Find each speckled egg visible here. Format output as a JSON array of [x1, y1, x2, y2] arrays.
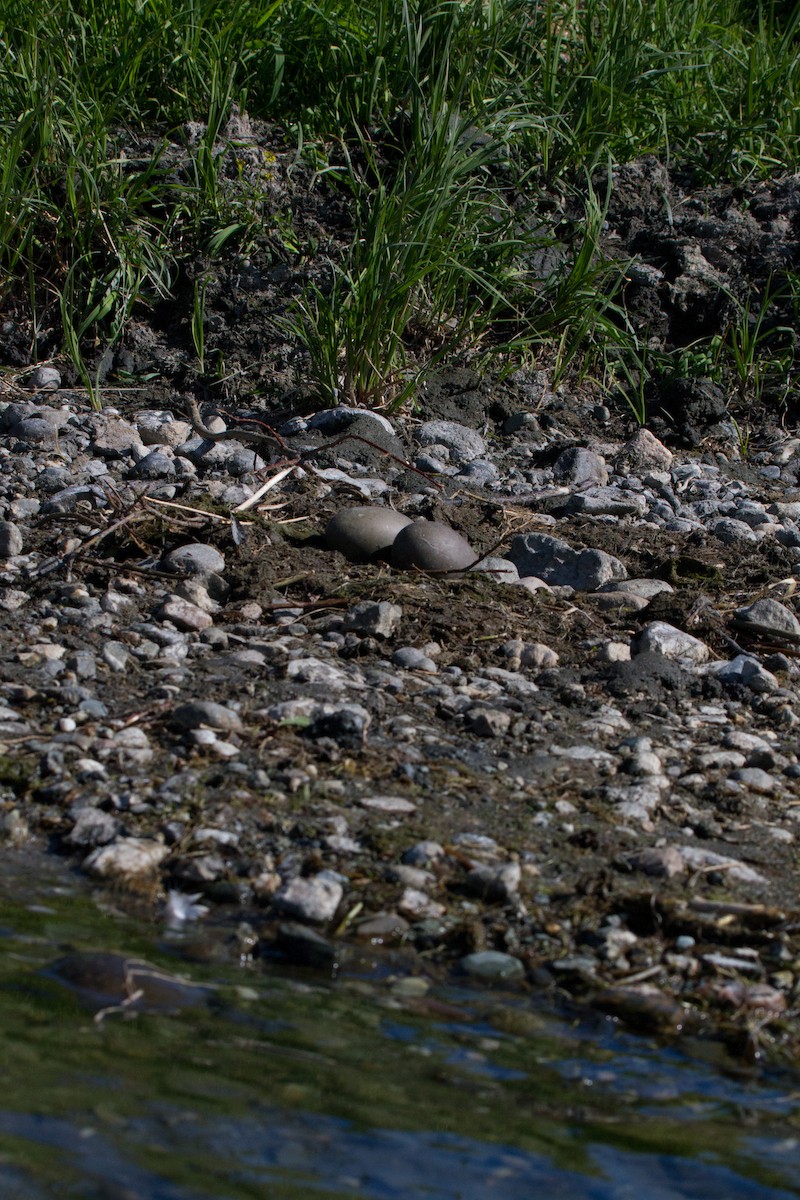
[[325, 506, 413, 561], [391, 520, 477, 573]]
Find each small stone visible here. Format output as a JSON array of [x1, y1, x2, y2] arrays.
[[466, 708, 512, 737], [465, 861, 521, 903], [635, 621, 710, 664], [553, 446, 608, 487], [83, 837, 169, 879], [158, 596, 214, 632], [391, 520, 477, 573], [626, 847, 685, 878], [460, 950, 525, 983], [615, 428, 673, 471], [470, 556, 519, 584], [398, 888, 446, 919], [0, 521, 23, 557], [392, 647, 438, 672], [325, 506, 413, 561], [129, 449, 175, 479], [272, 874, 343, 923], [161, 543, 225, 578], [27, 365, 61, 391], [417, 420, 486, 462], [359, 795, 417, 814], [171, 700, 243, 733], [343, 601, 403, 638], [733, 598, 800, 642], [729, 767, 776, 794]]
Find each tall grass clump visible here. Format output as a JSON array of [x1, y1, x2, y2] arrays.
[[0, 0, 799, 405]]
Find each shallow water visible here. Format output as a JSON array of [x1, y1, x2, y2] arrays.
[[0, 847, 798, 1200]]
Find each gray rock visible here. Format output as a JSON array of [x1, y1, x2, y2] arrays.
[[553, 446, 608, 487], [729, 766, 776, 794], [713, 654, 778, 693], [626, 847, 685, 878], [417, 420, 486, 462], [597, 577, 673, 598], [287, 657, 364, 690], [392, 647, 438, 672], [733, 598, 800, 642], [402, 841, 445, 866], [635, 622, 710, 664], [27, 365, 61, 391], [460, 950, 525, 983], [470, 557, 519, 583], [272, 873, 343, 923], [0, 521, 23, 557], [158, 596, 214, 632], [464, 861, 521, 902], [161, 543, 225, 578], [466, 708, 512, 737], [171, 700, 243, 733], [508, 533, 627, 591], [615, 428, 673, 471], [564, 488, 648, 518], [91, 416, 143, 459], [391, 520, 477, 572], [83, 837, 169, 879], [343, 601, 403, 638], [325, 506, 413, 561], [711, 517, 758, 545], [128, 449, 176, 479], [66, 807, 120, 847]]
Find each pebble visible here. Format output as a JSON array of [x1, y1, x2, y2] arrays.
[[171, 700, 243, 733], [359, 795, 417, 814], [83, 837, 170, 879], [343, 601, 403, 638], [0, 521, 23, 557], [459, 951, 525, 983], [416, 420, 486, 462], [161, 543, 226, 578], [732, 598, 800, 641], [635, 622, 711, 664], [271, 873, 343, 923]]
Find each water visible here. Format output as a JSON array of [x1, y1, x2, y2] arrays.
[[0, 846, 798, 1200]]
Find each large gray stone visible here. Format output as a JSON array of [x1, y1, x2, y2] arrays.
[[325, 506, 413, 561], [508, 533, 627, 591], [733, 598, 800, 642], [391, 520, 477, 573]]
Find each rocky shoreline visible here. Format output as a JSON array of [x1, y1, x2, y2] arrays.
[[1, 363, 800, 1061]]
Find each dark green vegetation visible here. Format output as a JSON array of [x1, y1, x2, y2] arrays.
[[1, 0, 799, 410]]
